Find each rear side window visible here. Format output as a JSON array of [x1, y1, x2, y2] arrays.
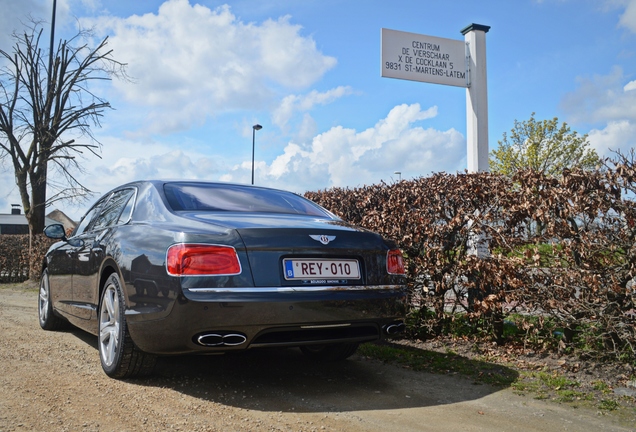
[[92, 188, 136, 231], [164, 183, 332, 217], [117, 190, 136, 224]]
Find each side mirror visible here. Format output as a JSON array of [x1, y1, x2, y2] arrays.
[[44, 224, 67, 241]]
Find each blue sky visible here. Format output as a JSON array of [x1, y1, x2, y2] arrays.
[[1, 0, 636, 219]]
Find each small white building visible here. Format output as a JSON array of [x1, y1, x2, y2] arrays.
[[0, 204, 74, 235]]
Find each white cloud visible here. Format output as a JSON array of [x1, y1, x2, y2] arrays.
[[0, 0, 57, 52], [617, 0, 636, 32], [87, 138, 221, 185], [272, 86, 353, 132], [588, 120, 636, 157], [104, 150, 218, 183], [223, 103, 465, 192], [561, 66, 636, 123], [34, 135, 226, 219], [558, 2, 636, 160], [561, 67, 636, 158], [84, 0, 336, 135], [0, 161, 20, 214], [587, 120, 636, 156]]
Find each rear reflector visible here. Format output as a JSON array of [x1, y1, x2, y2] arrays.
[[166, 244, 241, 276], [387, 249, 405, 275]]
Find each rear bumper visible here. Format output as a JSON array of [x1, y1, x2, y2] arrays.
[[126, 285, 407, 355]]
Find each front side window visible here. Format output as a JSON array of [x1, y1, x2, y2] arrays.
[[73, 198, 107, 237]]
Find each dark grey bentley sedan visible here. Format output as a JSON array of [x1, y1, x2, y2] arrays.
[[39, 181, 407, 378]]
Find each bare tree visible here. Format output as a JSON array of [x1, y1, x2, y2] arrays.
[[0, 20, 126, 236]]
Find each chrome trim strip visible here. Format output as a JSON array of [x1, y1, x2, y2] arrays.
[[301, 323, 351, 329], [249, 335, 378, 349], [185, 284, 405, 293]]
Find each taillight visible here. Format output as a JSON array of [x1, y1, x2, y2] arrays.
[[387, 249, 405, 275], [166, 244, 241, 276]]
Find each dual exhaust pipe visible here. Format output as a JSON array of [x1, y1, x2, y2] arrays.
[[383, 321, 405, 336], [196, 332, 247, 347], [195, 321, 405, 347]]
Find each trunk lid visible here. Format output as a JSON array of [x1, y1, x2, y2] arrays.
[[180, 212, 396, 287]]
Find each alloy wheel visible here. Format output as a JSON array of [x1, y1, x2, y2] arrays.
[[38, 273, 50, 325], [99, 284, 120, 367]]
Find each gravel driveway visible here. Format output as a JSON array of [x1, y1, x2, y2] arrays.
[[0, 285, 631, 431]]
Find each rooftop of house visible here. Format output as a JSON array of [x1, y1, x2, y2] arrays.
[[0, 205, 76, 231]]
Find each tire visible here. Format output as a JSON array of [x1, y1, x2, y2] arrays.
[[98, 273, 156, 378], [300, 342, 359, 362], [38, 268, 66, 331]]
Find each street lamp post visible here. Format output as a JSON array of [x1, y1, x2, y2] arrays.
[[48, 0, 57, 97], [251, 124, 262, 185]]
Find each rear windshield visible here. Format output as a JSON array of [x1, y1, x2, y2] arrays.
[[164, 183, 332, 217]]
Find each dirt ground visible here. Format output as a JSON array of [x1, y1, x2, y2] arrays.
[[0, 283, 633, 432]]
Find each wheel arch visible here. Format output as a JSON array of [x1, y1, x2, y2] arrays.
[[40, 258, 47, 275], [98, 259, 124, 305]]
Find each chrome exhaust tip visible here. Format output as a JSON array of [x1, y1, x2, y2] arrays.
[[196, 333, 247, 347], [383, 322, 405, 336]]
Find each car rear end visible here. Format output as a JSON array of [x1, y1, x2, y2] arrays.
[[126, 182, 407, 356]]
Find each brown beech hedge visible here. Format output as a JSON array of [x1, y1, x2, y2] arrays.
[[306, 164, 636, 362], [0, 234, 54, 283]]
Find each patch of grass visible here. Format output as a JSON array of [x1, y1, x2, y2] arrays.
[[515, 370, 586, 403], [556, 389, 587, 403], [599, 399, 620, 411], [360, 340, 634, 418], [512, 374, 541, 394], [536, 371, 579, 390], [358, 341, 518, 387], [592, 380, 611, 393]]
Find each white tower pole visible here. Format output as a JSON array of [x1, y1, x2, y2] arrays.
[[462, 24, 490, 173]]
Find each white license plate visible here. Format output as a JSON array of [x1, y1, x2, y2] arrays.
[[283, 258, 360, 280]]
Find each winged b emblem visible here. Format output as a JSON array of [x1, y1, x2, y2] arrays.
[[309, 234, 336, 245]]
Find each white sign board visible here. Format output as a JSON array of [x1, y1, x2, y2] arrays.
[[381, 28, 468, 88]]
